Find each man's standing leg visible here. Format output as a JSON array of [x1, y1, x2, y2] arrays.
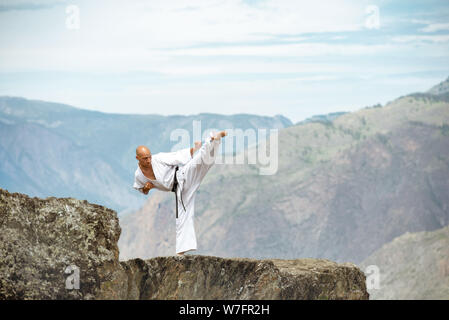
[[175, 131, 225, 255]]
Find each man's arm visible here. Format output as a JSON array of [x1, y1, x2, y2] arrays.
[[134, 181, 154, 195], [133, 173, 154, 195]]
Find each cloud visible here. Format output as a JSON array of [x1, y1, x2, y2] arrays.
[[1, 1, 448, 95], [0, 1, 63, 12], [138, 0, 367, 46], [420, 22, 449, 32], [0, 42, 396, 74], [162, 42, 391, 57], [0, 0, 392, 73], [391, 34, 449, 43]]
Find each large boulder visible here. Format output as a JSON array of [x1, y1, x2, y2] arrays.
[[0, 188, 368, 300], [0, 188, 126, 299], [122, 255, 368, 300]]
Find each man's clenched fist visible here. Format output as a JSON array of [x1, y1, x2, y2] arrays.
[[142, 181, 154, 194]]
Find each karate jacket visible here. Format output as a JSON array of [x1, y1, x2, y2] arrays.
[[133, 147, 191, 194]]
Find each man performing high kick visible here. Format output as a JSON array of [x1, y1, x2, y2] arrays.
[[133, 130, 227, 256]]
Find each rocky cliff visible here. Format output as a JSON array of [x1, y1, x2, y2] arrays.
[[0, 188, 368, 300]]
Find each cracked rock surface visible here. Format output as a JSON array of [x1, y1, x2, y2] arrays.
[[0, 188, 368, 300]]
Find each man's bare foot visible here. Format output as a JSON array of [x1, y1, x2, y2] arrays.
[[176, 251, 185, 256], [211, 130, 227, 141], [191, 141, 202, 157], [194, 141, 202, 151]]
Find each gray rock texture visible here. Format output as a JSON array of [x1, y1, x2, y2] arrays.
[[121, 256, 368, 300], [0, 188, 368, 300]]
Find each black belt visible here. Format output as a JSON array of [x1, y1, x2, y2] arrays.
[[171, 166, 186, 218]]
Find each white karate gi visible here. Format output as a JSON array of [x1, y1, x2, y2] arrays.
[[133, 133, 221, 254]]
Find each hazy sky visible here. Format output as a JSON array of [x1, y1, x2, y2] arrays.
[[0, 0, 448, 123]]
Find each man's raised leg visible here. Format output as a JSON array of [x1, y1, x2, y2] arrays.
[[180, 130, 226, 205], [175, 131, 226, 255]]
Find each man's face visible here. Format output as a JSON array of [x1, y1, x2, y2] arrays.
[[136, 146, 152, 167], [138, 153, 152, 167]]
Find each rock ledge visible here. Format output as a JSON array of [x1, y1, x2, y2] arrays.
[[0, 188, 368, 300]]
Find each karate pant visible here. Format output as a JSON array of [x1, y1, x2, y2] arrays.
[[175, 135, 221, 254]]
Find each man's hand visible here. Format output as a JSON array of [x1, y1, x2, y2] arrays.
[[142, 181, 154, 195]]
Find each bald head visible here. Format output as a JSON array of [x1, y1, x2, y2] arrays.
[[136, 145, 150, 157], [136, 145, 152, 167]]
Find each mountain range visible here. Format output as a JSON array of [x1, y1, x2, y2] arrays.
[[0, 97, 292, 213]]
